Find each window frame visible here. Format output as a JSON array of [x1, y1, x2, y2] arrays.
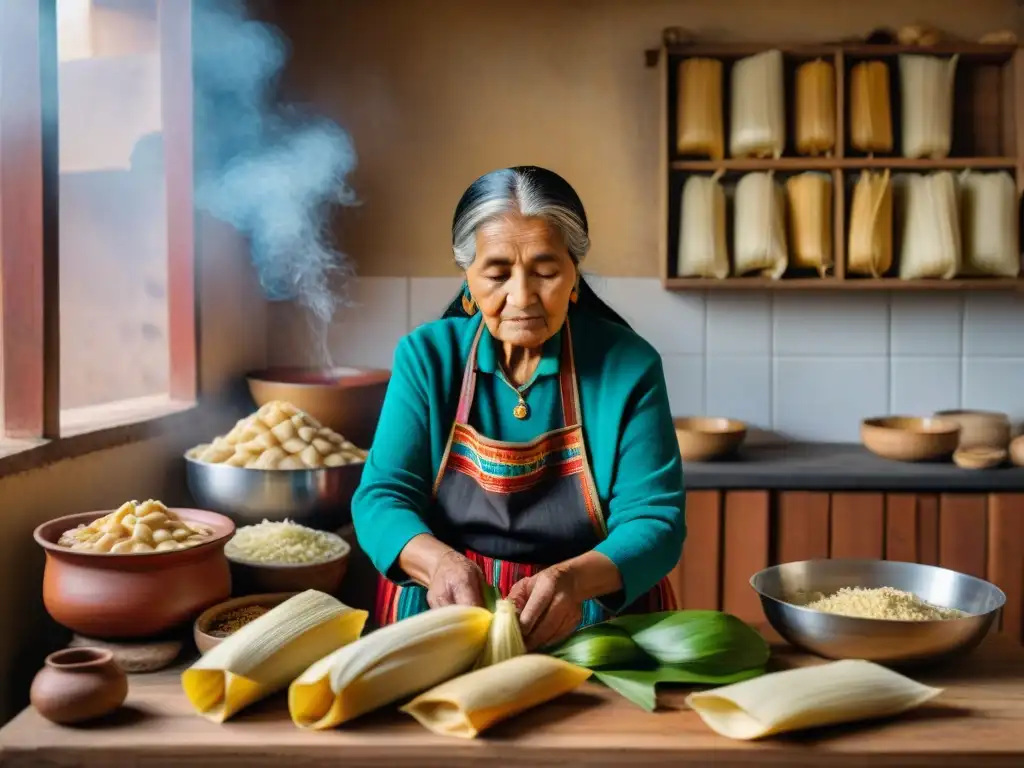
[[0, 0, 198, 475]]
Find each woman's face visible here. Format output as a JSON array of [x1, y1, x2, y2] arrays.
[[465, 214, 577, 349]]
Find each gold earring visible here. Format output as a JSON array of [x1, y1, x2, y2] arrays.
[[461, 292, 477, 315], [570, 277, 579, 304]]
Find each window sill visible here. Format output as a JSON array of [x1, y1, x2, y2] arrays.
[[0, 395, 200, 478]]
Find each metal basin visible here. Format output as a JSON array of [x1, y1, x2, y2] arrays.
[[750, 559, 1005, 666], [185, 456, 363, 531]]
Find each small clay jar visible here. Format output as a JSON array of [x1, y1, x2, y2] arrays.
[[30, 647, 128, 725]]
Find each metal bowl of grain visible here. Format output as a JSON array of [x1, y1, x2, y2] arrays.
[[750, 559, 1005, 666], [193, 592, 297, 654]]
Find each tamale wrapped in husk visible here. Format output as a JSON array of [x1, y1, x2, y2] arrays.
[[734, 171, 788, 279], [795, 59, 836, 156], [958, 170, 1020, 277], [847, 169, 893, 278], [899, 171, 960, 280], [730, 50, 785, 158], [900, 54, 958, 159], [785, 173, 833, 276], [676, 57, 724, 159], [850, 61, 893, 154], [677, 170, 729, 279]]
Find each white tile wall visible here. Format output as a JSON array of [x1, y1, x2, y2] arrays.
[[270, 277, 1024, 442]]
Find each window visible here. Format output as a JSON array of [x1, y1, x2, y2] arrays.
[[0, 0, 196, 463]]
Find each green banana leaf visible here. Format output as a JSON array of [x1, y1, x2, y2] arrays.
[[593, 664, 767, 712]]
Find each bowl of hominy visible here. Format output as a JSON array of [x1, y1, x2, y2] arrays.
[[33, 506, 235, 640]]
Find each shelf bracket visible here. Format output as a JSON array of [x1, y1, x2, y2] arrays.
[[644, 47, 660, 68]]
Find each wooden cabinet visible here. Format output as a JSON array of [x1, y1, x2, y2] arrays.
[[669, 490, 1024, 643]]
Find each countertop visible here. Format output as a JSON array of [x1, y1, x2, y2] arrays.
[[1, 630, 1022, 768], [684, 441, 1024, 492]]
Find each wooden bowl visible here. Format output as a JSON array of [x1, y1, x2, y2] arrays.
[[674, 417, 747, 462], [193, 592, 296, 654], [246, 367, 391, 448], [33, 509, 234, 640], [953, 446, 1007, 470], [226, 533, 351, 597], [861, 416, 960, 462], [934, 410, 1011, 450], [1010, 435, 1024, 467]]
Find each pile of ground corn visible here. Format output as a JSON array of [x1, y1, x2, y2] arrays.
[[800, 586, 966, 621]]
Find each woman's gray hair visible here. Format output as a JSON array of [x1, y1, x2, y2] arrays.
[[451, 167, 591, 271]]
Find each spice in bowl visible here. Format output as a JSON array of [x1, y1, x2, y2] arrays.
[[207, 605, 271, 638]]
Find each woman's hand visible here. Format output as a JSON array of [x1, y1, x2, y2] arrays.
[[507, 563, 582, 651], [426, 549, 487, 609]]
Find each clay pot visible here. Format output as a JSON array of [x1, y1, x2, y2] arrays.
[[245, 367, 390, 447], [33, 509, 235, 640], [30, 647, 128, 724]]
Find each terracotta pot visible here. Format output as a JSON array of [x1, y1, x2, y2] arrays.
[[30, 647, 128, 724], [34, 509, 235, 640], [246, 367, 390, 447]]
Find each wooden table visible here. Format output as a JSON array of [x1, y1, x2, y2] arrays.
[[2, 632, 1023, 767]]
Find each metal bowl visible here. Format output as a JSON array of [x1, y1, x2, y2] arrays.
[[750, 559, 1006, 666], [184, 455, 363, 531]]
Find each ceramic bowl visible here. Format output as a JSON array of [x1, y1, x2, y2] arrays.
[[674, 417, 747, 462], [226, 532, 351, 596], [245, 366, 391, 448], [193, 592, 296, 654], [933, 409, 1012, 450], [33, 509, 234, 640], [860, 416, 960, 462]]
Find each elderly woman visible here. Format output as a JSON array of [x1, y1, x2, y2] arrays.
[[351, 166, 685, 651]]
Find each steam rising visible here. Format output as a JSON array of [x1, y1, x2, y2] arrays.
[[192, 0, 358, 323]]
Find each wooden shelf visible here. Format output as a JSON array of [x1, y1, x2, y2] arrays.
[[658, 40, 1024, 291], [664, 277, 1024, 291], [671, 157, 1017, 172], [662, 42, 1017, 62]]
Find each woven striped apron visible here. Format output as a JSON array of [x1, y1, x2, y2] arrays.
[[375, 318, 675, 628]]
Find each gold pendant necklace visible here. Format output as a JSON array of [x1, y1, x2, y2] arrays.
[[499, 371, 532, 420]]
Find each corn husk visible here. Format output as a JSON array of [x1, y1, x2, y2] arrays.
[[847, 169, 893, 277], [677, 171, 729, 279], [288, 604, 492, 729], [402, 654, 591, 739], [475, 598, 527, 669], [785, 172, 833, 276], [676, 58, 724, 159], [795, 59, 835, 156], [687, 659, 943, 740], [958, 170, 1020, 277], [551, 610, 770, 712], [850, 61, 893, 153], [734, 171, 788, 278], [730, 50, 785, 158], [181, 590, 367, 723], [899, 171, 961, 280], [900, 54, 958, 159]]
